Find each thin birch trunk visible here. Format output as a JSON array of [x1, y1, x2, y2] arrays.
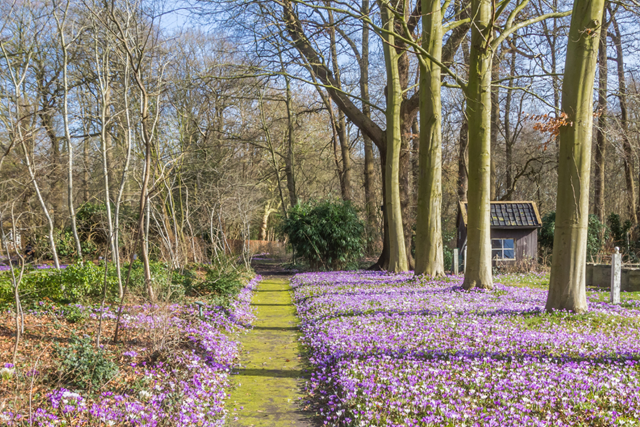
[[53, 4, 83, 261]]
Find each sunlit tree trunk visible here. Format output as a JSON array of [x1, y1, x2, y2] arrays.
[[546, 0, 605, 313], [490, 48, 500, 201], [462, 0, 493, 290], [415, 0, 444, 276], [53, 5, 83, 261], [380, 0, 407, 272]]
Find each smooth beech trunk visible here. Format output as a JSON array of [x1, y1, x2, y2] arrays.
[[462, 0, 493, 290], [546, 0, 605, 313], [381, 1, 408, 273], [415, 0, 444, 276]]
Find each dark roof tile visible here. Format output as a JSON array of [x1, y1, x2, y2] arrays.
[[462, 202, 541, 228]]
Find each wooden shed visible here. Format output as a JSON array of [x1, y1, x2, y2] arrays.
[[457, 201, 542, 265]]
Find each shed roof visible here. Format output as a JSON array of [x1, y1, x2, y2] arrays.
[[458, 201, 542, 228]]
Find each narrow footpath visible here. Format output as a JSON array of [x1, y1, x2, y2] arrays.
[[227, 277, 313, 426]]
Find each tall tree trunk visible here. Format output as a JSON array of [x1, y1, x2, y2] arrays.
[[415, 0, 444, 276], [283, 71, 298, 207], [83, 136, 90, 203], [458, 118, 469, 202], [259, 201, 272, 241], [462, 0, 494, 290], [546, 0, 605, 313], [328, 8, 352, 201], [55, 12, 83, 261], [593, 11, 608, 222], [611, 16, 637, 224], [381, 1, 408, 272], [337, 112, 352, 201], [400, 111, 416, 269], [376, 146, 390, 270], [490, 47, 500, 201], [411, 119, 419, 193], [458, 34, 470, 203], [113, 62, 133, 299], [504, 34, 516, 199], [361, 0, 377, 251]]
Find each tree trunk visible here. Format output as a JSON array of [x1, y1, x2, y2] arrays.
[[283, 72, 298, 207], [415, 0, 444, 277], [56, 18, 83, 261], [458, 118, 469, 202], [381, 2, 408, 273], [411, 119, 419, 193], [593, 13, 608, 222], [83, 136, 90, 203], [458, 33, 470, 203], [374, 146, 390, 270], [490, 49, 500, 201], [361, 0, 377, 252], [328, 8, 352, 201], [259, 202, 272, 241], [611, 17, 637, 224], [504, 34, 516, 199], [462, 0, 494, 290], [400, 110, 416, 269], [546, 0, 605, 313], [337, 111, 352, 201]]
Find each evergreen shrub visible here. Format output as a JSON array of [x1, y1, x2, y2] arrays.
[[282, 199, 365, 270]]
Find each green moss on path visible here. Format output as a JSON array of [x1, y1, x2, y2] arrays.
[[227, 277, 313, 426]]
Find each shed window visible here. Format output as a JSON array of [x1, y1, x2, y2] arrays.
[[492, 238, 515, 260]]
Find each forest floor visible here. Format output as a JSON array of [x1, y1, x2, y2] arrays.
[[227, 264, 316, 426]]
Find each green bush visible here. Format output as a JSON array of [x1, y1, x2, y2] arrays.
[[442, 228, 456, 272], [31, 230, 98, 260], [31, 263, 115, 303], [185, 258, 250, 304], [608, 213, 632, 249], [282, 199, 365, 270], [56, 334, 118, 390], [539, 212, 607, 260], [62, 304, 88, 323]]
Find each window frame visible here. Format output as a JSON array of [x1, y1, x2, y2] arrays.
[[491, 238, 516, 261]]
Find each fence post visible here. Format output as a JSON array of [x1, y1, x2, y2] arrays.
[[463, 247, 467, 274], [611, 247, 621, 304], [453, 248, 459, 275]]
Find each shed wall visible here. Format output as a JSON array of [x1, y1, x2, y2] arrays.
[[456, 225, 538, 264]]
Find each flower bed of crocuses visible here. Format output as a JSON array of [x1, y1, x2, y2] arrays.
[[1, 275, 261, 427], [292, 271, 640, 426]]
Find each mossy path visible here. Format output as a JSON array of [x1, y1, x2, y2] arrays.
[[227, 277, 312, 426]]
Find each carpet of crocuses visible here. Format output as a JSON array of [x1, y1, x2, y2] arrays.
[[0, 275, 260, 427], [292, 271, 640, 427]]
